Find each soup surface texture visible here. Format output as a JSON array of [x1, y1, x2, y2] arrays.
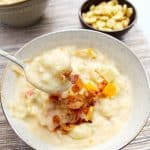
[[10, 47, 132, 149]]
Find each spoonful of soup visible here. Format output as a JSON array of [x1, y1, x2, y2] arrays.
[[0, 49, 71, 93]]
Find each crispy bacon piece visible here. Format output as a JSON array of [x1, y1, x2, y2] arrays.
[[53, 115, 60, 129], [86, 91, 96, 98], [49, 94, 61, 104], [66, 109, 83, 124], [57, 70, 72, 81], [65, 95, 84, 109], [53, 107, 92, 133], [70, 74, 79, 84], [76, 78, 84, 89], [72, 84, 80, 93], [63, 70, 71, 79], [81, 106, 89, 114], [70, 74, 84, 91], [50, 77, 108, 133], [96, 80, 108, 97], [98, 80, 107, 92], [85, 91, 97, 106]]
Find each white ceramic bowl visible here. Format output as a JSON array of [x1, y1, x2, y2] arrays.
[[1, 29, 150, 150], [0, 0, 49, 27]]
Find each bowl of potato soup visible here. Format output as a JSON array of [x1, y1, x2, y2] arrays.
[[1, 29, 150, 150]]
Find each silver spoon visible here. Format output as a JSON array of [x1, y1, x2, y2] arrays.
[[0, 49, 70, 93]]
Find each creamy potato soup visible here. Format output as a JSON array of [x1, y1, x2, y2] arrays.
[[25, 49, 72, 93], [0, 0, 26, 5], [10, 47, 132, 149]]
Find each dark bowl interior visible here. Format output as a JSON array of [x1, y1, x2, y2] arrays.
[[79, 0, 137, 37]]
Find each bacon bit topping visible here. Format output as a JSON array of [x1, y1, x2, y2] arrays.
[[67, 109, 86, 124], [65, 95, 84, 110], [53, 115, 60, 129], [86, 90, 96, 98], [70, 74, 79, 84], [98, 80, 107, 92], [58, 70, 71, 81], [76, 78, 84, 89], [63, 70, 72, 79], [81, 106, 89, 114], [50, 77, 115, 133], [72, 84, 80, 93], [25, 89, 34, 98], [49, 94, 61, 104], [66, 110, 80, 124]]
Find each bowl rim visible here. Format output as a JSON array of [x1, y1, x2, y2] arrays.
[[79, 0, 137, 33], [0, 0, 33, 7], [0, 29, 150, 150]]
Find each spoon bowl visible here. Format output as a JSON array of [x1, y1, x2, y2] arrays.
[[0, 49, 70, 93]]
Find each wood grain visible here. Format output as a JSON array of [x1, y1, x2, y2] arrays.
[[0, 0, 150, 149]]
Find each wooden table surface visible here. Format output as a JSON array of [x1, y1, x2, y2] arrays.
[[0, 0, 150, 149]]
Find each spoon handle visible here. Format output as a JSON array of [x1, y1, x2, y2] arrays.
[[0, 49, 24, 69]]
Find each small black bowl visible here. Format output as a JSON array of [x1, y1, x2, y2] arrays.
[[79, 0, 137, 37]]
